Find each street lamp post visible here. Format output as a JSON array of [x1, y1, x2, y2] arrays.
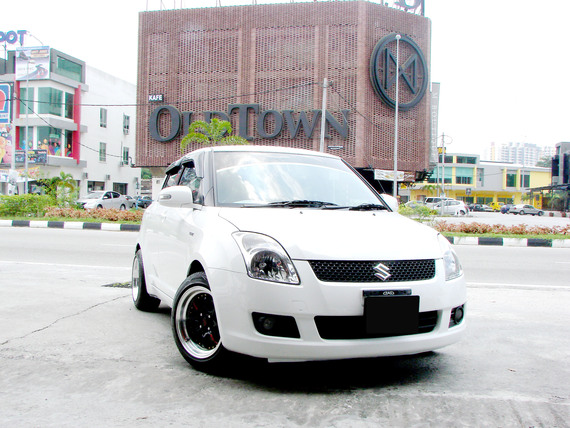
[[24, 59, 34, 194], [439, 133, 452, 216], [393, 34, 401, 199]]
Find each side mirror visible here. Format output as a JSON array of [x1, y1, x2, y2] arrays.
[[158, 185, 195, 208], [380, 194, 399, 212]]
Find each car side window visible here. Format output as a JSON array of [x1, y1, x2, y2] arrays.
[[179, 163, 203, 204], [164, 169, 183, 188]]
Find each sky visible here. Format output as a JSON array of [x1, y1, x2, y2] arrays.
[[4, 0, 569, 156]]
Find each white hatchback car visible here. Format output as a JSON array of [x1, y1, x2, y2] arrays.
[[132, 146, 466, 370], [433, 199, 470, 216]]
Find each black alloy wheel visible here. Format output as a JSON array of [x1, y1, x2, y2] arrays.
[[172, 273, 229, 370]]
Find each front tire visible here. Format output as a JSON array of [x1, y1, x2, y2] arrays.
[[132, 249, 160, 311], [172, 273, 228, 370]]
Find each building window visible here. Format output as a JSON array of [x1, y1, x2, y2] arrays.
[[520, 173, 530, 188], [100, 108, 107, 128], [37, 126, 63, 155], [456, 156, 477, 164], [455, 167, 473, 185], [65, 130, 73, 157], [123, 114, 130, 134], [99, 142, 107, 162], [17, 126, 33, 150], [506, 170, 517, 187], [122, 147, 130, 165], [19, 87, 34, 116], [65, 92, 74, 119], [38, 88, 63, 116], [56, 57, 83, 82]]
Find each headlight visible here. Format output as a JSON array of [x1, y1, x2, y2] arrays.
[[437, 234, 463, 281], [233, 232, 300, 285]]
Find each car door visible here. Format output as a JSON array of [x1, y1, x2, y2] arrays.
[[155, 155, 205, 298]]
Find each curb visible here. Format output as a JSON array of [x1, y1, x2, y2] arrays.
[[0, 219, 140, 232], [2, 220, 569, 247], [445, 235, 570, 248]]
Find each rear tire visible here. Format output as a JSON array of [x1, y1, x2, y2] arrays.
[[132, 249, 160, 312], [520, 210, 525, 215], [172, 273, 229, 371], [120, 204, 126, 210]]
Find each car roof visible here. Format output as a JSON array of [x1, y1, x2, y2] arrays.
[[167, 145, 341, 174]]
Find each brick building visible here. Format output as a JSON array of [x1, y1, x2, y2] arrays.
[[136, 1, 432, 191]]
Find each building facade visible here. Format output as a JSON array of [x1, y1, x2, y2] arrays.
[[485, 142, 555, 167], [0, 47, 140, 197], [404, 152, 551, 207], [136, 1, 433, 191]]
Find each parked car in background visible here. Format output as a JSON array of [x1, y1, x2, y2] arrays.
[[77, 191, 129, 210], [500, 204, 514, 214], [489, 202, 504, 212], [125, 195, 137, 209], [136, 196, 153, 209], [404, 200, 425, 209], [509, 204, 544, 216], [469, 204, 493, 212], [433, 199, 469, 216], [132, 145, 466, 370], [424, 197, 453, 208]]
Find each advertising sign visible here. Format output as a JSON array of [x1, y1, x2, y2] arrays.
[[15, 46, 50, 80], [15, 149, 47, 165], [0, 83, 11, 124]]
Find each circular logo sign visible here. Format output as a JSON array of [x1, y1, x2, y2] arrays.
[[370, 33, 428, 111]]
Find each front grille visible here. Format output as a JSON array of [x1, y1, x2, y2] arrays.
[[308, 259, 435, 283], [315, 311, 438, 340]]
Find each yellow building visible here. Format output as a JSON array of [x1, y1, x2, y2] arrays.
[[402, 153, 552, 208]]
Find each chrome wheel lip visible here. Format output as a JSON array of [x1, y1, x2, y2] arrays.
[[175, 286, 221, 360], [131, 255, 140, 302]]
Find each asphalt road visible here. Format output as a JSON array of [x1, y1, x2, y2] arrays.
[[0, 228, 568, 427]]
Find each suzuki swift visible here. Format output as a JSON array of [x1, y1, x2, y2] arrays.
[[132, 146, 466, 370]]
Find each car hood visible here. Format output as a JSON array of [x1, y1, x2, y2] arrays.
[[218, 208, 443, 260]]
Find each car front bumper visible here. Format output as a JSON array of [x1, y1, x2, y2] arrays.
[[208, 259, 467, 362]]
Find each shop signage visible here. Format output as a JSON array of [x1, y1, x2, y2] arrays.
[[369, 33, 428, 111], [148, 94, 164, 102], [0, 30, 26, 45], [149, 103, 350, 142], [15, 149, 47, 165]]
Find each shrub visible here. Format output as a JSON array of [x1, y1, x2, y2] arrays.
[[434, 221, 570, 236], [44, 207, 144, 223], [0, 194, 54, 217]]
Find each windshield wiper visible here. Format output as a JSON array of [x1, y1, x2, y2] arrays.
[[348, 203, 389, 211], [243, 200, 339, 208]]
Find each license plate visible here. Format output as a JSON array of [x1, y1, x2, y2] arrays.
[[364, 295, 419, 336]]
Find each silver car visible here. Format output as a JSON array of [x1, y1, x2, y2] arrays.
[[509, 204, 544, 216], [77, 191, 129, 210]]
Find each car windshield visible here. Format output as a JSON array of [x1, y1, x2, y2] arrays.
[[85, 192, 104, 199], [213, 151, 382, 208]]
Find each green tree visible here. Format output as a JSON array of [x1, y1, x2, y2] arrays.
[[36, 171, 77, 206], [536, 155, 552, 168], [180, 118, 249, 151]]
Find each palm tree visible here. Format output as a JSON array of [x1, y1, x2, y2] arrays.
[[37, 171, 77, 206], [180, 118, 248, 151]]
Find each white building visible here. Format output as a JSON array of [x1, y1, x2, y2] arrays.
[[0, 47, 140, 197], [485, 142, 555, 167]]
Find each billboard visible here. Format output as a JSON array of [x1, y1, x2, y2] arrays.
[[0, 83, 11, 124], [15, 46, 50, 80]]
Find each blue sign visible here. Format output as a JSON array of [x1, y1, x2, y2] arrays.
[[0, 83, 11, 124], [0, 30, 26, 45]]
